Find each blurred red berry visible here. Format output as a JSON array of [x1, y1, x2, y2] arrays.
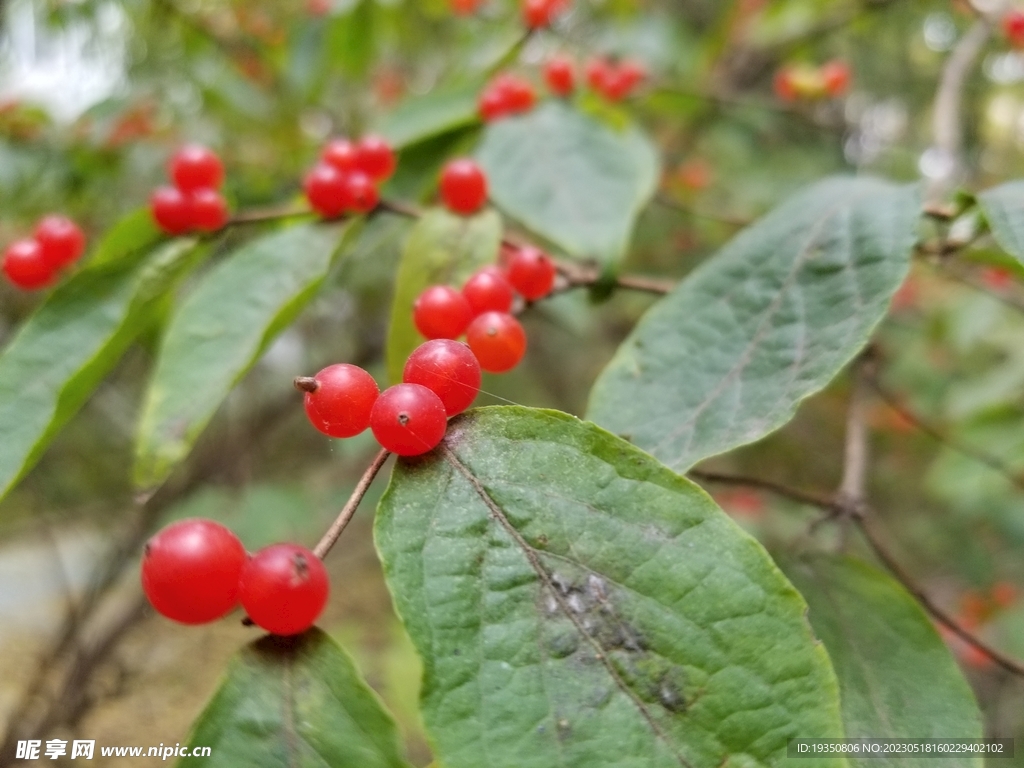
[[35, 215, 86, 269], [3, 239, 54, 290], [821, 60, 851, 97], [170, 144, 224, 192], [1005, 10, 1024, 47], [304, 163, 351, 218], [544, 55, 575, 97], [191, 189, 230, 232], [151, 186, 193, 235], [355, 135, 396, 182]]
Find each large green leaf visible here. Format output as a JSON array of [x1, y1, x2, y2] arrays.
[[588, 177, 920, 472], [780, 554, 983, 766], [180, 629, 411, 768], [134, 223, 351, 491], [385, 207, 501, 383], [978, 181, 1024, 261], [376, 406, 847, 768], [476, 101, 659, 266], [0, 239, 200, 504]]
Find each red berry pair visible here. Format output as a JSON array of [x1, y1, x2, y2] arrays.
[[151, 145, 230, 236], [478, 74, 537, 122], [544, 54, 575, 97], [586, 57, 647, 101], [304, 135, 395, 218], [439, 158, 488, 215], [141, 519, 328, 636], [522, 0, 567, 29], [2, 215, 86, 290]]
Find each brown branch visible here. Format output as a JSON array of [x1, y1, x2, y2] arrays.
[[313, 449, 391, 559], [688, 469, 836, 509], [837, 362, 871, 511], [852, 511, 1024, 678]]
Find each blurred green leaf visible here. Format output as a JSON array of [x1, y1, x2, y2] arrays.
[[87, 207, 162, 266], [378, 82, 481, 149], [134, 223, 352, 491], [781, 554, 983, 762], [385, 207, 501, 383], [588, 177, 920, 471], [326, 0, 377, 79], [978, 181, 1024, 262], [376, 406, 847, 768], [0, 239, 201, 504], [477, 101, 659, 266], [180, 629, 411, 768]]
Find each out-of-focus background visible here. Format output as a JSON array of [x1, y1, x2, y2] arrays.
[[1, 0, 1024, 763]]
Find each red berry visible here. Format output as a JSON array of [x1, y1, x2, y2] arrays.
[[2, 239, 54, 290], [170, 144, 224, 193], [344, 171, 380, 214], [496, 74, 535, 114], [35, 215, 86, 269], [190, 188, 229, 232], [479, 88, 509, 122], [585, 57, 614, 93], [370, 383, 448, 456], [463, 266, 515, 315], [544, 55, 575, 97], [151, 186, 193, 235], [303, 363, 379, 438], [466, 311, 526, 372], [439, 159, 488, 215], [450, 0, 480, 14], [1006, 10, 1024, 46], [615, 59, 647, 94], [507, 246, 555, 300], [141, 519, 247, 625], [403, 339, 481, 415], [322, 138, 358, 172], [522, 0, 563, 29], [354, 135, 396, 182], [821, 60, 851, 97], [304, 163, 351, 218], [239, 544, 329, 636], [413, 285, 473, 339]]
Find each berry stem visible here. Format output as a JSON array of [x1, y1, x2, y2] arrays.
[[293, 376, 320, 393], [313, 448, 391, 559]]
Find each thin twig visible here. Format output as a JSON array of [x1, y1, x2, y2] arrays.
[[838, 362, 871, 510], [688, 469, 836, 509], [928, 19, 991, 202], [852, 511, 1024, 678], [313, 449, 391, 559], [228, 206, 313, 225]]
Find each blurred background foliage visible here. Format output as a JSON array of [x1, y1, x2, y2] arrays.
[[2, 0, 1024, 763]]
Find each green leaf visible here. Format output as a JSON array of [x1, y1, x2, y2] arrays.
[[780, 554, 983, 765], [588, 177, 920, 472], [0, 240, 201, 504], [134, 223, 351, 491], [87, 207, 161, 266], [978, 181, 1024, 261], [376, 406, 847, 768], [385, 208, 501, 383], [476, 101, 659, 266], [378, 82, 481, 149], [180, 629, 411, 768]]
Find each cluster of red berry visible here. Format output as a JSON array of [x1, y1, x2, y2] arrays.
[[2, 215, 86, 290], [479, 74, 537, 122], [142, 519, 328, 635], [1005, 9, 1024, 47], [773, 60, 850, 102], [150, 145, 230, 236], [584, 56, 648, 101], [303, 135, 395, 218]]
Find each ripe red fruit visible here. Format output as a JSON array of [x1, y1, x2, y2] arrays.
[[190, 188, 229, 232], [141, 519, 247, 625], [612, 59, 647, 98], [413, 285, 473, 339], [344, 171, 380, 214], [403, 339, 481, 415], [240, 544, 329, 636], [544, 55, 575, 97], [370, 383, 448, 456], [585, 57, 614, 93], [463, 266, 515, 315], [354, 135, 396, 182], [821, 60, 851, 97], [151, 186, 193, 235], [1006, 10, 1024, 46], [522, 0, 563, 29], [466, 311, 527, 372], [440, 159, 488, 215], [478, 88, 508, 122], [35, 215, 86, 269], [507, 246, 556, 300], [322, 138, 358, 172], [170, 144, 224, 192], [303, 363, 379, 438], [498, 74, 536, 113], [304, 163, 351, 218], [2, 239, 54, 290]]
